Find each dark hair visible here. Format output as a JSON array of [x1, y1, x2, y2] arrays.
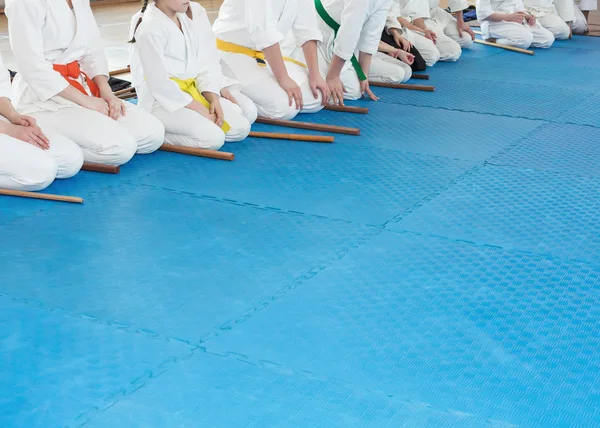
[[129, 0, 150, 43]]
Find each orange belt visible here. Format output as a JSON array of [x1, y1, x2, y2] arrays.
[[53, 61, 100, 97]]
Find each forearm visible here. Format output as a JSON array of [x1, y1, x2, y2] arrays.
[[56, 85, 92, 106], [326, 55, 346, 80], [412, 18, 428, 30], [0, 97, 20, 123], [262, 43, 289, 83], [453, 10, 465, 24], [396, 18, 421, 33], [378, 41, 397, 54], [201, 91, 220, 103], [92, 74, 112, 94], [358, 52, 373, 77], [301, 40, 321, 78], [485, 12, 512, 21]]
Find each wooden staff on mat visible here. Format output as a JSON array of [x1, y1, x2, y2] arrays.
[[249, 132, 334, 143], [0, 189, 83, 204], [369, 81, 435, 92], [473, 39, 535, 55], [324, 105, 369, 114], [411, 74, 430, 80], [82, 162, 120, 174], [256, 117, 360, 136], [114, 87, 136, 97], [159, 144, 234, 161], [109, 66, 131, 76]]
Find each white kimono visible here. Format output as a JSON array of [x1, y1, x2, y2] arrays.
[[6, 0, 164, 166], [315, 0, 411, 100], [129, 4, 257, 127], [523, 0, 571, 39], [476, 0, 555, 48], [212, 0, 324, 120], [0, 52, 83, 190], [132, 4, 252, 150], [567, 0, 596, 34], [386, 0, 442, 65], [413, 0, 473, 60]]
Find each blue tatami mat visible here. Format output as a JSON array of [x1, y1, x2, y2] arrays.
[[0, 295, 193, 428], [205, 232, 600, 427], [0, 184, 374, 344], [390, 165, 600, 264], [87, 348, 485, 428], [490, 122, 600, 177], [2, 32, 600, 428], [147, 142, 473, 225]]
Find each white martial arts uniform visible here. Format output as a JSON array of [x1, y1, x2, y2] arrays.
[[417, 0, 473, 61], [524, 0, 571, 39], [567, 0, 596, 33], [6, 0, 165, 167], [386, 0, 441, 65], [131, 4, 253, 150], [477, 0, 555, 48], [0, 55, 82, 191], [314, 0, 411, 101], [213, 0, 324, 120]]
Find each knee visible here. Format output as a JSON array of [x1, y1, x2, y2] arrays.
[[257, 94, 300, 121], [458, 35, 473, 49], [56, 143, 84, 179], [513, 30, 534, 48], [423, 46, 441, 66], [439, 41, 462, 62], [225, 118, 251, 143], [21, 156, 58, 191], [554, 27, 570, 40], [572, 21, 587, 34], [99, 135, 138, 166], [242, 101, 258, 125], [301, 91, 325, 114], [538, 32, 555, 48], [203, 129, 226, 150], [136, 117, 165, 154]]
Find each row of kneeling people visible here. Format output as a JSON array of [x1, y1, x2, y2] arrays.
[[0, 0, 595, 192]]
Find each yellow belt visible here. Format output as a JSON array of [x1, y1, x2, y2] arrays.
[[170, 77, 231, 133], [216, 39, 307, 68]]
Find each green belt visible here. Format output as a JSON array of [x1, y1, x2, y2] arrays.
[[314, 0, 367, 81]]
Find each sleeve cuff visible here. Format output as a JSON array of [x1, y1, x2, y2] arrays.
[[252, 30, 285, 51]]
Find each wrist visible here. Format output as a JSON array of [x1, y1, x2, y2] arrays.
[[5, 111, 21, 125]]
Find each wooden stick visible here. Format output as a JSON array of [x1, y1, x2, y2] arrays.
[[82, 162, 120, 174], [256, 117, 360, 136], [109, 66, 131, 76], [473, 39, 535, 55], [473, 30, 482, 35], [411, 74, 430, 80], [113, 87, 135, 97], [369, 81, 435, 92], [249, 131, 334, 143], [0, 189, 83, 204], [159, 144, 234, 161], [324, 105, 369, 114]]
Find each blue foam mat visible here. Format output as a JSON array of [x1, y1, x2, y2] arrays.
[[205, 232, 600, 427], [490, 122, 600, 177], [86, 347, 489, 428], [2, 33, 600, 428], [0, 184, 374, 344], [390, 165, 600, 264], [0, 295, 193, 428], [139, 141, 473, 225]]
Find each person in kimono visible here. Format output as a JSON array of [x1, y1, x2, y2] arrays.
[[5, 0, 165, 167], [569, 0, 596, 33], [410, 0, 474, 62], [523, 0, 571, 39], [476, 0, 555, 48], [0, 53, 83, 191], [212, 0, 330, 120], [130, 0, 254, 150], [385, 0, 441, 65], [313, 0, 413, 105]]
